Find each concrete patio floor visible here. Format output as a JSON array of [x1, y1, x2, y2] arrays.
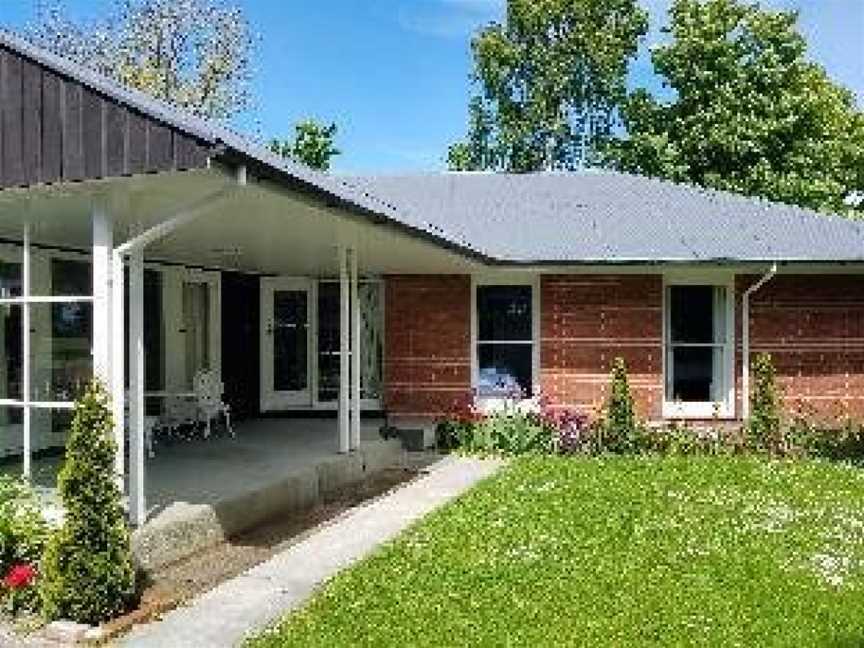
[[143, 417, 388, 514], [3, 417, 407, 570]]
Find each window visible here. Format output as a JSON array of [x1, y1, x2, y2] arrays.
[[475, 284, 535, 398], [182, 281, 211, 388], [664, 283, 732, 417]]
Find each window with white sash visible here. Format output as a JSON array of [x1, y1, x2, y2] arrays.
[[663, 280, 734, 418]]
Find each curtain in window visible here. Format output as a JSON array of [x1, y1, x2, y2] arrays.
[[182, 282, 210, 388]]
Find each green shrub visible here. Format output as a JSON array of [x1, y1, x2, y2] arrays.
[[40, 381, 136, 624], [475, 407, 554, 456], [0, 477, 47, 569], [0, 477, 47, 614], [602, 357, 638, 453], [747, 353, 781, 451]]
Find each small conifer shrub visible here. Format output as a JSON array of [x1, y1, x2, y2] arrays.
[[603, 357, 638, 453], [747, 353, 782, 452], [40, 381, 136, 624]]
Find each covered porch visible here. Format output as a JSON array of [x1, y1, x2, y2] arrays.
[[0, 160, 476, 531]]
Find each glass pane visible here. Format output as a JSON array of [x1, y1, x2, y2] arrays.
[[182, 282, 210, 388], [32, 302, 93, 402], [669, 285, 717, 344], [317, 281, 384, 403], [273, 290, 308, 392], [359, 283, 383, 400], [669, 346, 721, 402], [0, 260, 22, 298], [478, 343, 533, 397], [51, 258, 90, 296], [0, 304, 22, 400], [144, 271, 164, 415], [478, 285, 532, 342], [318, 282, 340, 402], [0, 408, 24, 477]]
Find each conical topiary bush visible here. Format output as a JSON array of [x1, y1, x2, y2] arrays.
[[40, 380, 136, 624]]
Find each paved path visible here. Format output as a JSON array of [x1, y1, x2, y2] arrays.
[[122, 456, 502, 648]]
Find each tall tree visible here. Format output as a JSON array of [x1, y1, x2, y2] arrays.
[[27, 0, 254, 120], [448, 0, 648, 172], [605, 0, 864, 215], [269, 120, 341, 171]]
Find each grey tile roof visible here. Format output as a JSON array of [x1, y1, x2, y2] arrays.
[[3, 28, 862, 265], [344, 172, 864, 264]]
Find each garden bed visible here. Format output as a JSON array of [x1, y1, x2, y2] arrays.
[[250, 455, 864, 646]]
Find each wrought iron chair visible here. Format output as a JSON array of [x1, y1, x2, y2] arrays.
[[193, 369, 233, 439]]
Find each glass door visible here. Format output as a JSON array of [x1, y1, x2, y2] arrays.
[[260, 278, 312, 409], [314, 280, 383, 407]]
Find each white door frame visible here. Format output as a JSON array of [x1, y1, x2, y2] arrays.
[[259, 277, 384, 412], [260, 277, 314, 410]]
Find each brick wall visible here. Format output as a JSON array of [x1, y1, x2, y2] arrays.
[[383, 275, 471, 421], [382, 272, 864, 424], [741, 274, 864, 420], [540, 275, 663, 418]]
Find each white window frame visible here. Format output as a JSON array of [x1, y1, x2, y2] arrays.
[[0, 239, 95, 465], [471, 274, 540, 410], [662, 273, 735, 419]]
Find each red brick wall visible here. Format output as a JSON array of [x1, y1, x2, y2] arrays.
[[383, 275, 471, 420], [541, 275, 663, 418], [740, 274, 864, 421], [382, 272, 864, 424]]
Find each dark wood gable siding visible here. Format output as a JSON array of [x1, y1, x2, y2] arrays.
[[0, 45, 212, 190]]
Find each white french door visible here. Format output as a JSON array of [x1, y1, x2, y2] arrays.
[[260, 278, 313, 410]]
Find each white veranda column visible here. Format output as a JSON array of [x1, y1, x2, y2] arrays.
[[338, 246, 350, 453], [350, 248, 361, 450], [128, 252, 146, 525], [111, 251, 126, 491], [92, 207, 113, 385], [21, 223, 31, 479]]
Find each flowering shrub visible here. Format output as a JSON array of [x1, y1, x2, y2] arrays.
[[436, 391, 485, 451], [2, 563, 38, 613], [437, 391, 592, 457], [0, 477, 47, 614]]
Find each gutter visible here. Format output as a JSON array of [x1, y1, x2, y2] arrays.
[[741, 262, 779, 420]]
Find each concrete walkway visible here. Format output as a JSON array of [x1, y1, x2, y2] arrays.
[[122, 456, 503, 648]]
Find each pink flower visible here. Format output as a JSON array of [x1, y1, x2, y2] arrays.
[[3, 564, 36, 590]]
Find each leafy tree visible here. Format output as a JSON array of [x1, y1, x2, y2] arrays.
[[603, 357, 638, 453], [27, 0, 254, 120], [269, 120, 341, 171], [448, 0, 648, 172], [40, 381, 136, 624], [605, 0, 864, 215]]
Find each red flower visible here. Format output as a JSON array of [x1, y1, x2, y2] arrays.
[[3, 564, 36, 590]]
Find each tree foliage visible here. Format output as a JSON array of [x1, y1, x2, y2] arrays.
[[27, 0, 254, 120], [269, 120, 341, 171], [40, 381, 136, 624], [448, 0, 648, 172], [605, 0, 864, 215]]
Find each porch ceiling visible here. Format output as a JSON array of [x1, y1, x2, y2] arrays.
[[0, 168, 482, 276]]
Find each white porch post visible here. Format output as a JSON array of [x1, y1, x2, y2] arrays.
[[111, 251, 125, 491], [128, 252, 146, 525], [350, 248, 361, 450], [92, 207, 113, 385], [21, 223, 31, 479], [338, 246, 350, 453]]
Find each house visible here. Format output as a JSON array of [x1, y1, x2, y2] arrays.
[[1, 29, 864, 530]]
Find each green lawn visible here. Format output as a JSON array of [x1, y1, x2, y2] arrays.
[[250, 456, 864, 647]]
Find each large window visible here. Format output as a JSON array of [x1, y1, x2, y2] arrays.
[[664, 283, 732, 417], [475, 284, 535, 398]]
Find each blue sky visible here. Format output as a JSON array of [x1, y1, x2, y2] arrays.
[[2, 0, 863, 172]]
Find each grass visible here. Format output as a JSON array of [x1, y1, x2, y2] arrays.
[[249, 456, 864, 647]]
